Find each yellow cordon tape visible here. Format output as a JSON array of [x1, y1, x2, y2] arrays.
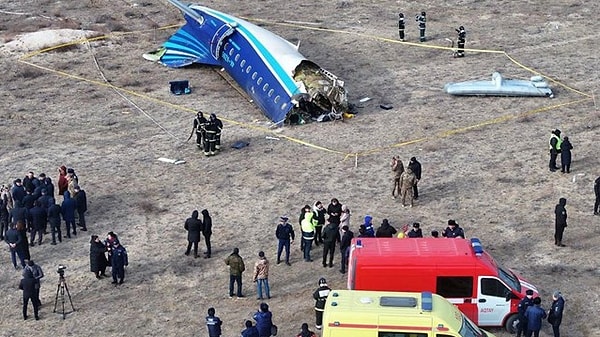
[[17, 20, 594, 161]]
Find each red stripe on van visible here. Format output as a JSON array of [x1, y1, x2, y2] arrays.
[[328, 323, 432, 331]]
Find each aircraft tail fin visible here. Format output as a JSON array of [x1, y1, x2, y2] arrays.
[[143, 23, 219, 68]]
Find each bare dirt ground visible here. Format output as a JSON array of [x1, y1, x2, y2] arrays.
[[1, 1, 599, 336]]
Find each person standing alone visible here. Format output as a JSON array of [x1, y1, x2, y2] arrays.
[[275, 216, 294, 265], [548, 291, 565, 337], [559, 136, 573, 173], [253, 251, 270, 300], [415, 11, 426, 42], [594, 175, 600, 215], [554, 198, 567, 247], [225, 247, 245, 297], [455, 26, 466, 57], [398, 13, 405, 41], [312, 277, 331, 330]]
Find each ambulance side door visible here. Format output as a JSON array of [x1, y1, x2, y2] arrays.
[[477, 276, 511, 326]]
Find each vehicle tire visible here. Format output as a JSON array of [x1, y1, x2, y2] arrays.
[[504, 314, 519, 333]]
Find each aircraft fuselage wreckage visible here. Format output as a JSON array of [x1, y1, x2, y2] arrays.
[[144, 0, 349, 125]]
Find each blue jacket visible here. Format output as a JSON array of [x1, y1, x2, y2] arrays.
[[61, 191, 76, 221], [241, 326, 259, 337], [111, 245, 128, 268], [206, 315, 222, 337], [517, 296, 534, 318], [525, 305, 547, 331], [252, 310, 273, 337], [363, 215, 375, 237]]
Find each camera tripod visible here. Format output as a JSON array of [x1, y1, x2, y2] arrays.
[[53, 272, 75, 319]]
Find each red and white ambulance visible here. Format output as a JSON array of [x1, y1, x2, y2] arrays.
[[347, 237, 538, 332]]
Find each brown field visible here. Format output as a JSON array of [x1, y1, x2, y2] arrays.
[[1, 1, 599, 336]]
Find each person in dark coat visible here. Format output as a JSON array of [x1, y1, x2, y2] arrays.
[[9, 200, 28, 228], [252, 302, 274, 337], [524, 297, 546, 337], [29, 200, 47, 246], [90, 235, 108, 279], [326, 198, 342, 225], [5, 223, 26, 269], [201, 209, 212, 258], [516, 289, 534, 337], [16, 221, 31, 260], [594, 175, 600, 215], [61, 191, 76, 238], [36, 188, 52, 211], [407, 157, 422, 200], [548, 291, 565, 337], [375, 219, 397, 237], [184, 210, 203, 258], [415, 11, 426, 42], [47, 198, 62, 245], [11, 179, 26, 203], [407, 222, 423, 238], [192, 111, 208, 148], [313, 278, 331, 330], [321, 221, 340, 268], [339, 225, 354, 274], [398, 13, 405, 41], [241, 320, 259, 337], [73, 185, 88, 231], [559, 136, 573, 173], [455, 26, 466, 57], [554, 198, 567, 247], [111, 240, 128, 285], [296, 323, 317, 337], [0, 189, 9, 240], [275, 216, 294, 265], [19, 268, 40, 320], [39, 174, 55, 200], [442, 220, 465, 238], [105, 231, 119, 262], [206, 307, 222, 337], [23, 260, 44, 307]]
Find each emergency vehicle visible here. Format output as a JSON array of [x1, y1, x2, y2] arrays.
[[322, 290, 497, 337], [347, 238, 538, 332]]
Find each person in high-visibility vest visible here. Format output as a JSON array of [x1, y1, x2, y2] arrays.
[[549, 129, 562, 172]]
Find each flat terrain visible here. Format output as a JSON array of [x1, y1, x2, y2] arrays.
[[1, 1, 599, 336]]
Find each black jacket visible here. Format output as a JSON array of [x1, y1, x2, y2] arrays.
[[276, 222, 295, 241], [375, 221, 397, 238], [47, 204, 62, 226], [29, 206, 47, 230], [322, 223, 340, 244], [408, 159, 422, 180], [185, 210, 203, 243], [555, 198, 567, 228], [201, 210, 212, 236], [74, 189, 88, 212], [19, 276, 37, 298], [90, 241, 108, 273], [340, 230, 354, 251]]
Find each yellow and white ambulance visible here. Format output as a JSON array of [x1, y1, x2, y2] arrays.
[[322, 290, 497, 337]]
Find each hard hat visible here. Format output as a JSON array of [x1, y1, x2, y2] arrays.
[[318, 277, 327, 286]]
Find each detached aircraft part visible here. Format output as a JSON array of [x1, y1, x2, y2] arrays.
[[444, 72, 554, 98], [144, 0, 349, 125]]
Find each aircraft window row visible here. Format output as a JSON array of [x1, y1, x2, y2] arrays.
[[263, 83, 269, 92], [246, 66, 252, 74], [252, 72, 257, 80], [274, 95, 280, 103], [229, 48, 234, 56], [268, 89, 274, 97], [257, 77, 263, 85], [235, 54, 240, 62], [242, 62, 287, 111], [240, 59, 246, 67]]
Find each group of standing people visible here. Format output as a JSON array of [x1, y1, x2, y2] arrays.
[[391, 156, 421, 207], [191, 111, 224, 157], [397, 12, 466, 55], [183, 209, 213, 258], [89, 231, 129, 285], [516, 290, 565, 337], [548, 129, 573, 173]]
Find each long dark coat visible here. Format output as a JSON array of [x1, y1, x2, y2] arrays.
[[184, 210, 202, 243], [90, 241, 108, 273]]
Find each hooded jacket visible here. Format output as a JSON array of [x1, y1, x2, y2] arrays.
[[201, 209, 212, 236], [375, 219, 397, 238], [184, 210, 203, 242], [363, 215, 375, 237], [555, 198, 567, 227]]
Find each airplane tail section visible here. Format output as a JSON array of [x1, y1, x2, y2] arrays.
[[143, 23, 219, 68]]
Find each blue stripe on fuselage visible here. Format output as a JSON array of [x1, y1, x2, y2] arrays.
[[203, 9, 298, 96]]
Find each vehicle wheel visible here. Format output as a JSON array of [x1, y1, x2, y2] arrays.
[[504, 314, 519, 333]]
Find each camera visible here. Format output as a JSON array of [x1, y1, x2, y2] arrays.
[[57, 264, 67, 275]]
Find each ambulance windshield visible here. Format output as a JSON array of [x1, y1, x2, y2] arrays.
[[459, 314, 485, 337], [497, 266, 521, 292]]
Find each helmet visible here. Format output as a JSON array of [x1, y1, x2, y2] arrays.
[[398, 13, 404, 18], [421, 11, 426, 16], [459, 26, 465, 31], [318, 277, 327, 286]]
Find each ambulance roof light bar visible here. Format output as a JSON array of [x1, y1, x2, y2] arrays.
[[421, 291, 433, 312], [470, 238, 484, 256]]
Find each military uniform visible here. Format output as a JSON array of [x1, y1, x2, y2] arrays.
[[399, 168, 417, 207]]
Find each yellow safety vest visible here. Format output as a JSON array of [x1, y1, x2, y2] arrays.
[[549, 134, 562, 150]]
